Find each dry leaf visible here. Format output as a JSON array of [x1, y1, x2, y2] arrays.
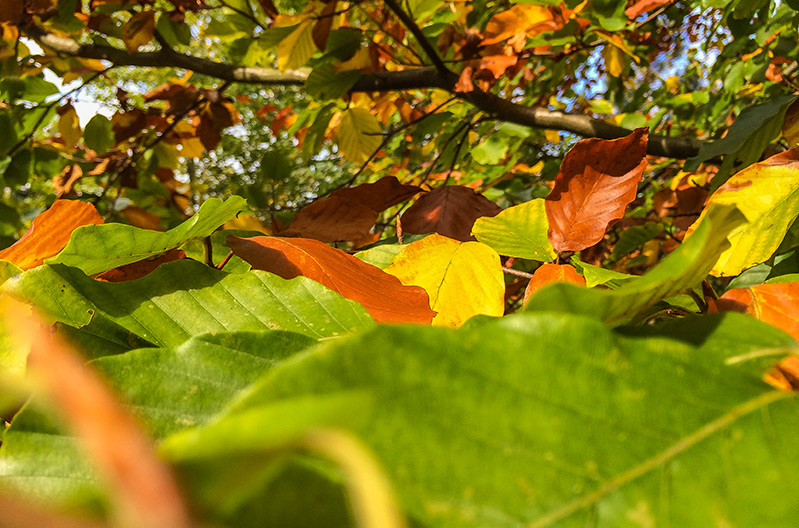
[[713, 282, 799, 342], [0, 200, 104, 270], [95, 249, 185, 283], [523, 263, 585, 306], [281, 196, 378, 242], [226, 236, 435, 324], [545, 128, 648, 253], [765, 356, 799, 392], [401, 185, 501, 242], [330, 176, 421, 212], [121, 10, 155, 53]]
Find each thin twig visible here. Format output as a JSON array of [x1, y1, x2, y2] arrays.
[[502, 267, 533, 279], [383, 0, 452, 77]]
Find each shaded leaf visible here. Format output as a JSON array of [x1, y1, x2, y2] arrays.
[[49, 196, 246, 275], [3, 260, 374, 347], [331, 176, 420, 213], [545, 128, 648, 253], [278, 20, 316, 71], [0, 200, 104, 270], [385, 234, 504, 327], [523, 263, 585, 305], [281, 195, 378, 242], [401, 186, 501, 242], [713, 282, 799, 342], [83, 114, 113, 155], [336, 108, 382, 164], [471, 198, 555, 261], [526, 204, 746, 324], [226, 236, 435, 324], [312, 0, 336, 50], [232, 312, 799, 527], [121, 10, 156, 53], [94, 249, 185, 283], [686, 149, 799, 277], [57, 104, 81, 147]]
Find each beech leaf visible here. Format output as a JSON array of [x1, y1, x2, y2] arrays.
[[523, 263, 585, 306], [0, 199, 104, 270], [226, 236, 435, 324], [401, 186, 501, 242], [385, 234, 504, 327], [121, 11, 156, 53], [281, 195, 378, 242], [471, 198, 555, 261], [713, 282, 799, 342], [545, 127, 648, 253], [336, 107, 382, 164]]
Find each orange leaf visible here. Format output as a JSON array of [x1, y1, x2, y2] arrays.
[[401, 185, 501, 242], [482, 4, 560, 46], [281, 195, 378, 242], [0, 200, 104, 270], [226, 236, 435, 324], [625, 0, 673, 19], [545, 128, 648, 253], [121, 10, 155, 53], [714, 282, 799, 343], [523, 263, 585, 305], [479, 55, 518, 79], [6, 307, 191, 528], [454, 66, 475, 93], [765, 356, 799, 392], [120, 205, 164, 231]]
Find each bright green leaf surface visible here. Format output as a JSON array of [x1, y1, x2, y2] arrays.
[[525, 204, 745, 323], [230, 312, 799, 527], [3, 260, 374, 346], [570, 257, 634, 288], [48, 196, 247, 275], [354, 244, 405, 269], [471, 199, 556, 261]]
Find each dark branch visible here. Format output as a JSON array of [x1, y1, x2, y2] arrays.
[[382, 0, 452, 78], [23, 24, 704, 159]]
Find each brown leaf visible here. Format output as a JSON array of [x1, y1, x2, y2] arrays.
[[121, 10, 155, 53], [256, 0, 279, 18], [713, 282, 799, 343], [545, 127, 648, 253], [120, 205, 164, 231], [0, 200, 104, 270], [95, 249, 185, 282], [312, 0, 337, 51], [53, 164, 84, 197], [330, 176, 420, 212], [7, 308, 192, 528], [523, 263, 585, 305], [401, 185, 501, 242], [281, 195, 378, 242], [765, 356, 799, 392], [454, 66, 475, 93], [226, 236, 435, 324]]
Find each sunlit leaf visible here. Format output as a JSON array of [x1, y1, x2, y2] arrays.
[[713, 282, 799, 342], [471, 198, 555, 261], [385, 234, 503, 327], [336, 107, 382, 164], [523, 263, 585, 305]]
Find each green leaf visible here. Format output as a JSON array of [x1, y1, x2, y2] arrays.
[[306, 65, 361, 100], [570, 256, 635, 288], [354, 244, 405, 269], [525, 204, 745, 323], [49, 196, 247, 275], [83, 115, 113, 155], [0, 330, 316, 505], [3, 260, 375, 347], [471, 198, 555, 261], [230, 312, 799, 527], [608, 222, 663, 263], [470, 135, 508, 165], [335, 107, 382, 164]]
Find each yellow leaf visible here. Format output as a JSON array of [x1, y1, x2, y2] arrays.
[[685, 149, 799, 277], [58, 106, 82, 147], [278, 20, 316, 71], [603, 44, 625, 77], [335, 107, 382, 164], [385, 234, 504, 327], [224, 214, 271, 234], [482, 4, 556, 45], [121, 11, 155, 53], [544, 129, 560, 144], [179, 137, 205, 158], [334, 47, 372, 73]]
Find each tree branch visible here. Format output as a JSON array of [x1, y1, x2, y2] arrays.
[[382, 0, 452, 78], [24, 24, 703, 159]]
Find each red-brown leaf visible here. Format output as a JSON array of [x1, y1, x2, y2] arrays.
[[95, 249, 185, 283], [330, 176, 421, 212], [523, 263, 585, 305], [401, 185, 501, 241], [625, 0, 673, 19], [0, 200, 104, 270], [545, 128, 648, 253], [312, 0, 337, 51], [226, 236, 435, 324], [713, 282, 799, 342], [281, 196, 378, 242]]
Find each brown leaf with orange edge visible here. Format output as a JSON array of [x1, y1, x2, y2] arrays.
[[226, 236, 435, 324], [401, 185, 501, 242], [5, 305, 192, 528], [482, 4, 560, 46], [281, 195, 378, 242], [330, 176, 420, 212], [0, 200, 104, 270], [522, 263, 585, 305], [95, 249, 185, 282], [545, 127, 648, 253], [454, 66, 475, 93], [120, 205, 163, 231], [624, 0, 673, 19], [712, 282, 799, 343], [121, 10, 155, 53], [53, 164, 83, 197], [765, 356, 799, 392], [312, 0, 336, 51]]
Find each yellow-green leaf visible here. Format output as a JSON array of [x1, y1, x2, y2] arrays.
[[471, 198, 556, 261], [686, 149, 799, 277], [58, 106, 81, 147], [277, 20, 316, 71], [336, 108, 382, 164], [385, 234, 504, 327]]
